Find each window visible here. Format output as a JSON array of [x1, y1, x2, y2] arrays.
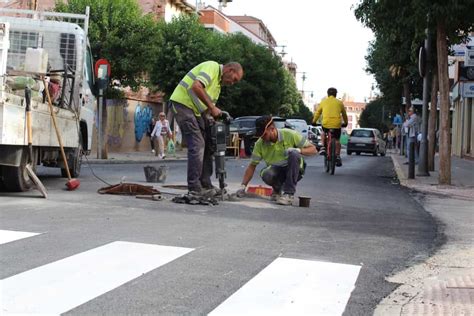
[[7, 31, 39, 69], [85, 45, 95, 94], [60, 33, 76, 71], [351, 130, 374, 137]]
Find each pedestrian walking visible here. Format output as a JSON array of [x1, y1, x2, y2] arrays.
[[150, 112, 173, 159]]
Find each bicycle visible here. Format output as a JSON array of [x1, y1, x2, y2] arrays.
[[323, 129, 337, 175]]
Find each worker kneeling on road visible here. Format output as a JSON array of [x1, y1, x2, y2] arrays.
[[237, 115, 317, 205]]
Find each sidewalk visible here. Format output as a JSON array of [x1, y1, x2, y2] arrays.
[[375, 152, 474, 315], [85, 149, 188, 164], [391, 151, 474, 200]]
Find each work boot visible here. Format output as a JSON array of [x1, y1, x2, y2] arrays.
[[276, 193, 294, 206], [336, 156, 342, 167], [189, 187, 217, 198], [270, 188, 282, 201]]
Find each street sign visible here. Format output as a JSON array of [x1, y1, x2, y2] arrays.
[[393, 114, 402, 125], [462, 82, 474, 98], [95, 58, 111, 79], [465, 48, 474, 67]]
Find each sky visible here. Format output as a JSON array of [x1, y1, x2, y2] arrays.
[[206, 0, 375, 103]]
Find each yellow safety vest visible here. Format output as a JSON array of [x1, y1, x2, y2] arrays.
[[170, 61, 222, 116]]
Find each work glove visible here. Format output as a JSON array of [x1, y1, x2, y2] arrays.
[[285, 147, 301, 156], [236, 184, 247, 198]]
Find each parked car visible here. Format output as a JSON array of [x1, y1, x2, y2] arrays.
[[347, 128, 386, 156], [308, 125, 323, 150], [229, 116, 293, 156], [286, 119, 309, 138]]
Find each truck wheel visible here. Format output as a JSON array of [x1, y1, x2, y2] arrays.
[[61, 141, 83, 178], [3, 148, 35, 192]]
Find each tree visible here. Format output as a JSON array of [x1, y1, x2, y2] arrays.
[[55, 0, 157, 90], [355, 0, 423, 115], [359, 98, 390, 132], [412, 0, 474, 184], [279, 69, 302, 117], [150, 17, 289, 117], [292, 100, 313, 124], [355, 0, 474, 184]]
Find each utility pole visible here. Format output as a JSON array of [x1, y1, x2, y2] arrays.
[[418, 25, 431, 176]]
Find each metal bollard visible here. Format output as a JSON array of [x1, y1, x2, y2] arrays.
[[408, 141, 415, 179]]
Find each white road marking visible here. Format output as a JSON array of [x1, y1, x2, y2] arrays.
[[210, 258, 361, 316], [0, 229, 41, 245], [0, 241, 193, 315]]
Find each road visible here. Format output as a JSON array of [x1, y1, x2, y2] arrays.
[[0, 152, 439, 315]]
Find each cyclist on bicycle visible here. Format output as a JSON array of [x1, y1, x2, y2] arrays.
[[312, 87, 348, 167]]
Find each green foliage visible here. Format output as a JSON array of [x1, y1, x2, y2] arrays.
[[279, 69, 301, 117], [150, 17, 296, 118], [359, 98, 393, 132], [355, 0, 425, 114], [291, 99, 313, 124], [150, 16, 217, 97], [55, 0, 157, 90]]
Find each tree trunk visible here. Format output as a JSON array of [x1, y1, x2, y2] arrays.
[[428, 73, 438, 171], [436, 21, 451, 185]]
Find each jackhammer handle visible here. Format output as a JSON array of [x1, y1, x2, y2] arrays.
[[220, 111, 232, 124]]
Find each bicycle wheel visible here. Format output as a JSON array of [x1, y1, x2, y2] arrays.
[[324, 137, 330, 173], [330, 136, 336, 175]]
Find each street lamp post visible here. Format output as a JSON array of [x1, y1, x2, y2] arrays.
[[296, 72, 307, 93]]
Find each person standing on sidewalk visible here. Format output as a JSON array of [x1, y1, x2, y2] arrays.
[[150, 112, 172, 159], [236, 115, 317, 205], [169, 61, 243, 196], [403, 107, 419, 164]]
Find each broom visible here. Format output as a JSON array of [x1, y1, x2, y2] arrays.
[[43, 77, 80, 190]]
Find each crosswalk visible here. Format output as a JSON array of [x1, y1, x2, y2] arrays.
[[0, 229, 361, 315]]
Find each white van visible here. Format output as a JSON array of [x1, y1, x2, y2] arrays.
[[286, 119, 309, 138]]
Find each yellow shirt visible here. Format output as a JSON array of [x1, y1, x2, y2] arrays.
[[312, 96, 348, 129]]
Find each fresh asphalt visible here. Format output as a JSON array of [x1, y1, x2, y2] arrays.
[[0, 152, 439, 315]]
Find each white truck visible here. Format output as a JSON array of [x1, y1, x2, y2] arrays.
[[0, 8, 96, 192]]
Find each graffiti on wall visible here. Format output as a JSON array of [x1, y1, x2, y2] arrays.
[[134, 103, 153, 142]]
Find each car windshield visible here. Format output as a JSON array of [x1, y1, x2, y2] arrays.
[[240, 120, 255, 128], [351, 130, 374, 137]]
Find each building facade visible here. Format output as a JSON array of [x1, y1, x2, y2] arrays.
[[450, 36, 473, 159], [343, 101, 366, 133]]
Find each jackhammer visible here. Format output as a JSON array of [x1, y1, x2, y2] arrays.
[[210, 111, 232, 199]]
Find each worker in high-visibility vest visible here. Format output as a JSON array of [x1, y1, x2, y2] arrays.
[[169, 61, 244, 196]]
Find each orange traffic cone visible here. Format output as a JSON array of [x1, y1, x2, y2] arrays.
[[239, 138, 246, 158]]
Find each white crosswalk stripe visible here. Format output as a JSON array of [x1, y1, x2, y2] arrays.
[[0, 241, 193, 315], [0, 229, 41, 245], [210, 258, 361, 316], [1, 231, 360, 315]]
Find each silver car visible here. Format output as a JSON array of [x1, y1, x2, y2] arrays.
[[347, 128, 386, 156]]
